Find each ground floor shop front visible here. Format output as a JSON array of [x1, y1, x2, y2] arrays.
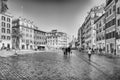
[[106, 38, 116, 55], [0, 40, 12, 50], [116, 39, 120, 55]]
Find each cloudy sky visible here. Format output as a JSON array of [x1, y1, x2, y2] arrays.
[[8, 0, 106, 37]]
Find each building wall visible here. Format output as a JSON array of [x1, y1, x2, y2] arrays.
[[46, 30, 68, 49], [0, 13, 12, 49], [34, 28, 46, 50], [12, 17, 35, 50], [95, 14, 105, 52], [83, 6, 105, 49], [105, 0, 116, 54], [116, 0, 120, 55], [78, 27, 82, 48]]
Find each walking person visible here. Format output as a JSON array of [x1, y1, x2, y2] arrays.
[[67, 47, 71, 55], [88, 48, 92, 61]]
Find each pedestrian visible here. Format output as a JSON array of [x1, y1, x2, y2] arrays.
[[67, 47, 71, 55], [99, 48, 102, 55], [114, 49, 116, 55], [88, 48, 92, 61], [92, 48, 94, 54], [65, 48, 68, 55]]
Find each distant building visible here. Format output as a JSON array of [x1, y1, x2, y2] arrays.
[[78, 27, 82, 48], [46, 30, 68, 49], [0, 13, 12, 49], [12, 17, 35, 50], [95, 14, 106, 52], [34, 26, 46, 50], [80, 23, 86, 49]]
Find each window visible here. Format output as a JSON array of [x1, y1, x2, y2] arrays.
[[7, 29, 10, 34], [117, 7, 120, 14], [1, 16, 5, 21], [118, 19, 120, 26], [7, 23, 10, 28], [30, 40, 32, 43], [99, 21, 101, 27], [2, 22, 5, 27], [26, 28, 29, 32], [106, 18, 116, 29], [22, 39, 25, 42], [106, 12, 108, 17], [106, 31, 115, 39], [7, 18, 10, 22], [30, 35, 32, 38], [7, 36, 10, 40], [2, 28, 5, 33], [109, 9, 112, 14], [113, 5, 116, 11], [1, 35, 6, 39], [26, 34, 29, 37]]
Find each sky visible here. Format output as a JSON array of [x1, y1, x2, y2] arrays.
[[7, 0, 106, 37]]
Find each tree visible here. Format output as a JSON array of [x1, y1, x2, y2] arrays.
[[0, 0, 8, 13], [12, 28, 23, 50]]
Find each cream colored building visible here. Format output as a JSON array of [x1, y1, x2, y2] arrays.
[[84, 5, 105, 49], [95, 14, 106, 52], [105, 0, 116, 54], [34, 26, 46, 50], [12, 17, 35, 50], [116, 0, 120, 55], [0, 13, 12, 49], [47, 30, 68, 49]]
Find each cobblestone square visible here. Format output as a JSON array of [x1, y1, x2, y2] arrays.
[[0, 51, 120, 80]]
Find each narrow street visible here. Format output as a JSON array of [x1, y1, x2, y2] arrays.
[[0, 51, 120, 80]]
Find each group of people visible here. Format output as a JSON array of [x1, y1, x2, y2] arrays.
[[63, 47, 72, 55]]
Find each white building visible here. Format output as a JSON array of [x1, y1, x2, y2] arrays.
[[12, 17, 35, 50], [34, 26, 46, 50], [84, 5, 105, 49], [95, 14, 106, 52], [105, 0, 117, 54], [116, 0, 120, 55], [47, 30, 68, 49], [78, 27, 82, 48], [0, 13, 12, 49]]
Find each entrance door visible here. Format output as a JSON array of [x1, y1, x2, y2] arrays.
[[107, 44, 109, 53], [26, 44, 29, 49], [7, 44, 10, 49], [22, 45, 25, 49], [110, 43, 114, 54]]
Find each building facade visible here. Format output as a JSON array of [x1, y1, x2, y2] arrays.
[[46, 30, 68, 49], [0, 13, 12, 49], [12, 17, 35, 50], [95, 14, 106, 53], [105, 0, 117, 54], [34, 27, 46, 50], [81, 23, 86, 49], [84, 5, 105, 49], [116, 0, 120, 55], [78, 27, 82, 48]]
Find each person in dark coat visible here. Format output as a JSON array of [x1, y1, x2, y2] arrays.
[[67, 47, 71, 55]]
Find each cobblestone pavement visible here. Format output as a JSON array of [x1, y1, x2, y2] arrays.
[[0, 51, 120, 80]]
